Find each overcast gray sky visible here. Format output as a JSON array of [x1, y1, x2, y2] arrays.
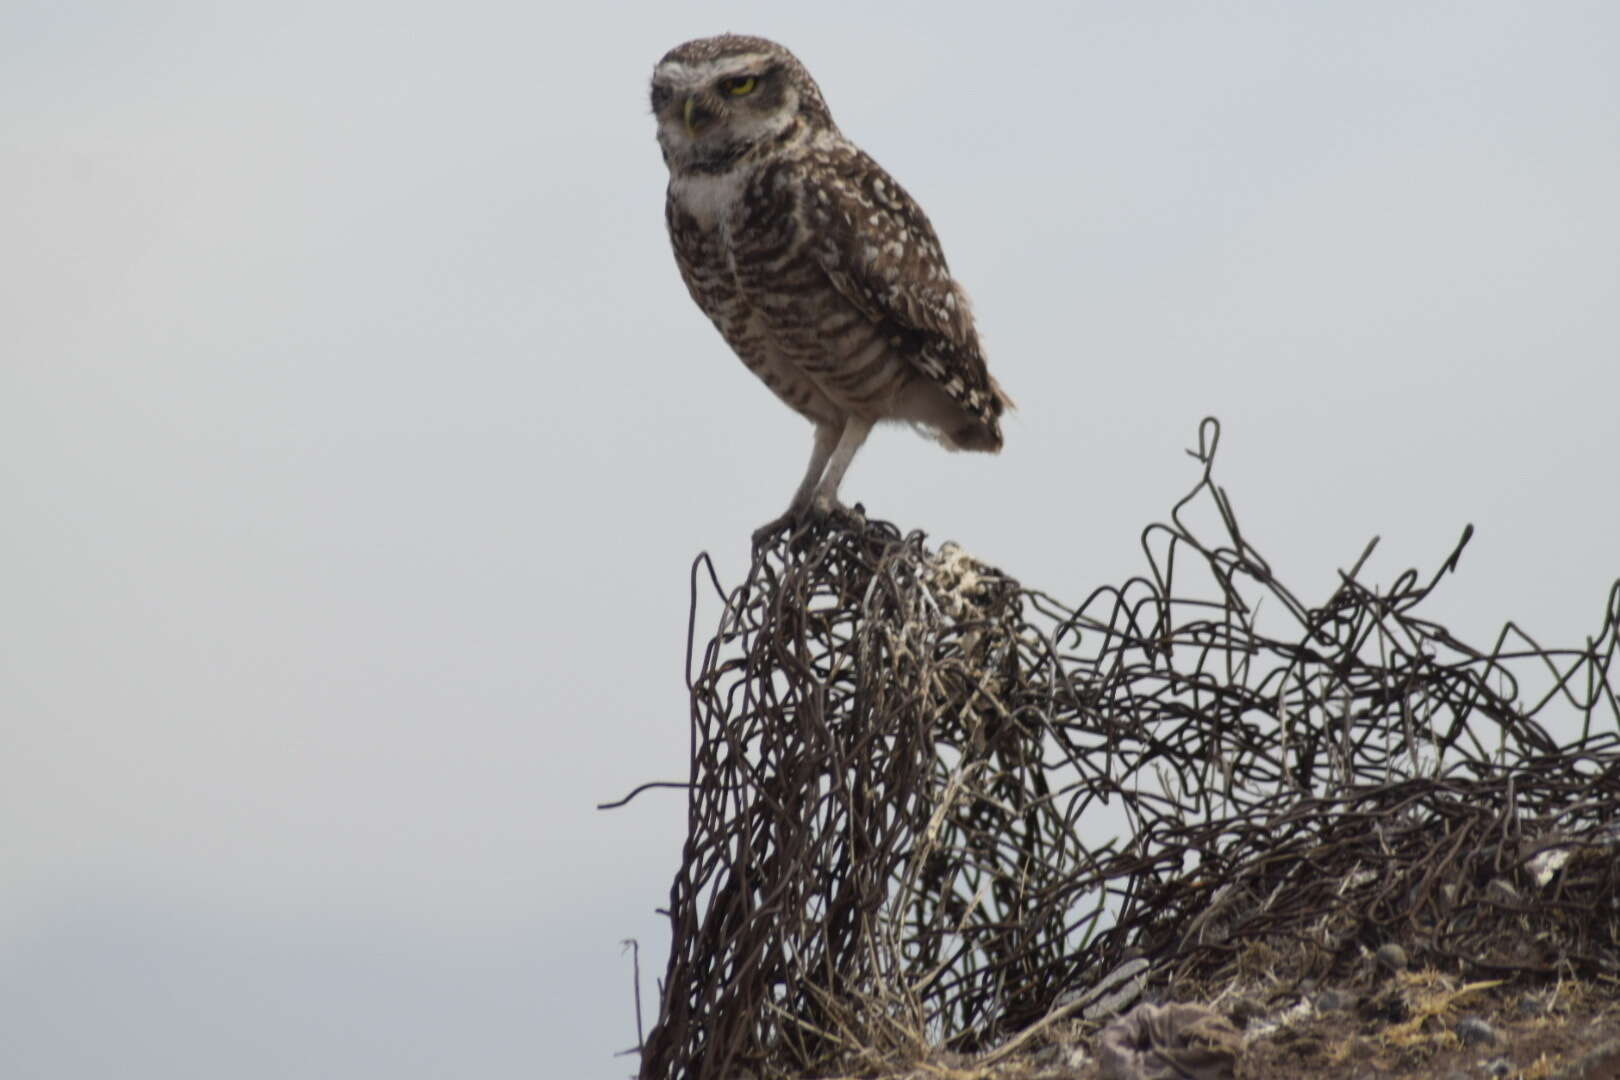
[[4, 2, 1617, 1077]]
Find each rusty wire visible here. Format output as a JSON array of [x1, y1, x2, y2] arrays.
[[625, 417, 1620, 1080]]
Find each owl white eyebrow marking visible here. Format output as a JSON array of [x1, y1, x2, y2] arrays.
[[654, 53, 775, 89]]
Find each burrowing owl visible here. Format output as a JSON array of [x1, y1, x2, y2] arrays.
[[651, 34, 1010, 536]]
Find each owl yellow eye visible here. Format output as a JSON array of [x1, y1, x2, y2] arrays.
[[720, 76, 758, 96]]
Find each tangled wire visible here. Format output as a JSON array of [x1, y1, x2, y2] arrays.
[[623, 418, 1620, 1080]]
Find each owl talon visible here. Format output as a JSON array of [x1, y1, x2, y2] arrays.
[[750, 500, 865, 549], [808, 498, 862, 527], [751, 513, 797, 548], [750, 506, 820, 549]]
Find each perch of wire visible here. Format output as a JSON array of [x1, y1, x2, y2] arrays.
[[616, 417, 1620, 1080]]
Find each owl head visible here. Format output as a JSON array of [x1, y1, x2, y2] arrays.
[[650, 35, 835, 173]]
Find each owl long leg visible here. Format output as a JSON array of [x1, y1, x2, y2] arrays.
[[752, 418, 873, 545], [753, 423, 840, 545], [808, 414, 873, 513], [786, 423, 840, 514]]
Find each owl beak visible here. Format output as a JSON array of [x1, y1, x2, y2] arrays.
[[681, 96, 719, 137]]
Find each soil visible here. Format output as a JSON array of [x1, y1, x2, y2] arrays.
[[841, 973, 1620, 1080], [1229, 978, 1620, 1080]]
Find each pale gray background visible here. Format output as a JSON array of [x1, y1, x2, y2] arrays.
[[4, 2, 1617, 1077]]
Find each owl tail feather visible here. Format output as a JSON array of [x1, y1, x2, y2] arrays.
[[946, 376, 1013, 453]]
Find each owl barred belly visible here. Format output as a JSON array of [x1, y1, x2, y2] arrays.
[[652, 34, 1011, 533], [666, 166, 846, 429]]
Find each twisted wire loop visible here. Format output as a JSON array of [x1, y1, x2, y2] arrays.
[[631, 417, 1620, 1080]]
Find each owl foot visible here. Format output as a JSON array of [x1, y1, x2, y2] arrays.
[[751, 512, 798, 548], [750, 500, 865, 549], [815, 499, 866, 531]]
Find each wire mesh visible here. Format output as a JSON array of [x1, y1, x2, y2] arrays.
[[623, 417, 1620, 1080]]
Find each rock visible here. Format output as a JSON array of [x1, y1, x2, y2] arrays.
[[1456, 1015, 1497, 1047], [1097, 1002, 1242, 1080], [1226, 997, 1265, 1027], [1375, 943, 1408, 972], [1315, 989, 1349, 1012], [1060, 957, 1150, 1023]]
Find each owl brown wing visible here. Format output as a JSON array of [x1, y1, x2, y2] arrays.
[[797, 150, 1007, 433], [800, 149, 976, 346]]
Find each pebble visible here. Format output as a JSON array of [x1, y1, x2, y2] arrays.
[[1455, 1015, 1497, 1046], [1375, 943, 1408, 971], [1514, 994, 1546, 1018], [1227, 997, 1265, 1027], [1315, 989, 1348, 1012]]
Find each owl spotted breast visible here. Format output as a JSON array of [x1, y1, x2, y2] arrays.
[[650, 34, 1011, 538]]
